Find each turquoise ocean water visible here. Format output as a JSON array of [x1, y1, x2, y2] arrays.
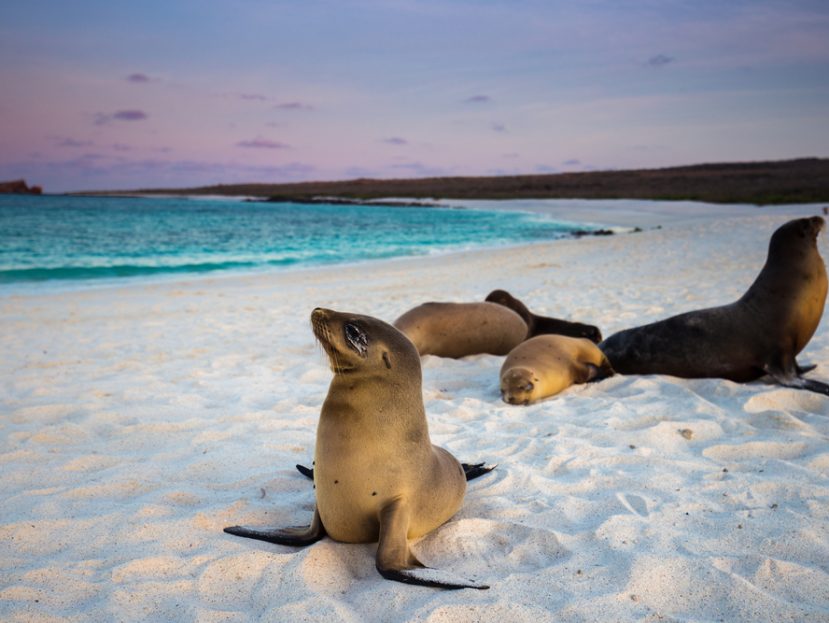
[[0, 195, 595, 291]]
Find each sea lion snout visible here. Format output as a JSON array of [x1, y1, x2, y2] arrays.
[[310, 308, 332, 341], [311, 307, 330, 321], [793, 216, 824, 240]]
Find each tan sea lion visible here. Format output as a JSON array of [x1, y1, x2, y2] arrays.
[[500, 335, 614, 405], [485, 289, 603, 343], [394, 301, 528, 358], [225, 308, 490, 589], [600, 216, 829, 395]]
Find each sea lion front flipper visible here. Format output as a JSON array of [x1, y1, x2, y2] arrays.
[[765, 361, 829, 396], [375, 499, 489, 590], [224, 507, 326, 546], [296, 464, 314, 479], [299, 463, 496, 483]]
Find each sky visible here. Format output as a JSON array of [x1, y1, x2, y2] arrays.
[[1, 0, 828, 193]]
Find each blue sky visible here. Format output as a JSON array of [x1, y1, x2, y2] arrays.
[[1, 0, 828, 192]]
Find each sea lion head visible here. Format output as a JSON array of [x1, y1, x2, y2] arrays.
[[485, 289, 532, 324], [311, 307, 419, 375], [500, 367, 539, 405], [768, 216, 824, 259]]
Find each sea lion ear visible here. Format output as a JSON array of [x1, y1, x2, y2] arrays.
[[382, 351, 392, 369]]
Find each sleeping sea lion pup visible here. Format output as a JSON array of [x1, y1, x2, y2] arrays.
[[600, 216, 829, 395], [224, 308, 491, 589], [394, 301, 528, 358], [486, 289, 603, 343], [500, 335, 614, 405]]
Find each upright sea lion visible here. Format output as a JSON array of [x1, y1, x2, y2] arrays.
[[500, 335, 614, 405], [485, 289, 603, 343], [599, 216, 829, 395], [225, 308, 490, 589], [394, 301, 528, 358]]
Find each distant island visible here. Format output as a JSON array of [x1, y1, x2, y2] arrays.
[[0, 179, 42, 195], [81, 157, 829, 205]]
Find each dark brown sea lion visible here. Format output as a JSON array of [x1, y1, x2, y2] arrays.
[[599, 217, 829, 395], [485, 289, 603, 343], [225, 308, 491, 589]]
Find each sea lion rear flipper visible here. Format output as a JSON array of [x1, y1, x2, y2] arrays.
[[375, 499, 489, 590], [796, 362, 817, 375], [798, 378, 829, 395], [461, 462, 497, 481], [224, 508, 326, 546], [583, 357, 615, 384]]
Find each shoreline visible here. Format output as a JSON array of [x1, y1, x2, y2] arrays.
[[1, 198, 823, 297]]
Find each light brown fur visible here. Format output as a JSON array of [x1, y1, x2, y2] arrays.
[[394, 301, 528, 358], [311, 309, 466, 542], [225, 308, 487, 589], [500, 335, 613, 405]]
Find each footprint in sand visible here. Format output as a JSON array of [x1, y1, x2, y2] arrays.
[[616, 492, 649, 517], [414, 518, 571, 576]]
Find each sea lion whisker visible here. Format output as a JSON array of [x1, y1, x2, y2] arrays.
[[324, 323, 344, 375]]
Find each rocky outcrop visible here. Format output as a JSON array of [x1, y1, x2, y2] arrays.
[[0, 179, 43, 195]]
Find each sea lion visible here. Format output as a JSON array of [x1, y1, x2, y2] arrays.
[[225, 308, 490, 589], [500, 335, 614, 405], [599, 216, 829, 395], [486, 289, 603, 343], [394, 301, 528, 358]]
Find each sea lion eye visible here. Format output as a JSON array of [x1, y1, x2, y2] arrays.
[[344, 323, 368, 357]]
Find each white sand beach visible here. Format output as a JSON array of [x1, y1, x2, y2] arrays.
[[2, 200, 828, 622]]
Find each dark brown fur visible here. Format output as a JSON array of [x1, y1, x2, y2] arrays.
[[485, 289, 602, 343], [600, 217, 828, 395]]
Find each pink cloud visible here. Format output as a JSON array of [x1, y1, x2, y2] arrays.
[[382, 137, 408, 145], [95, 110, 149, 125], [236, 138, 290, 149], [56, 138, 94, 148], [274, 101, 314, 111], [127, 73, 151, 83], [464, 95, 491, 104], [646, 54, 675, 68]]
